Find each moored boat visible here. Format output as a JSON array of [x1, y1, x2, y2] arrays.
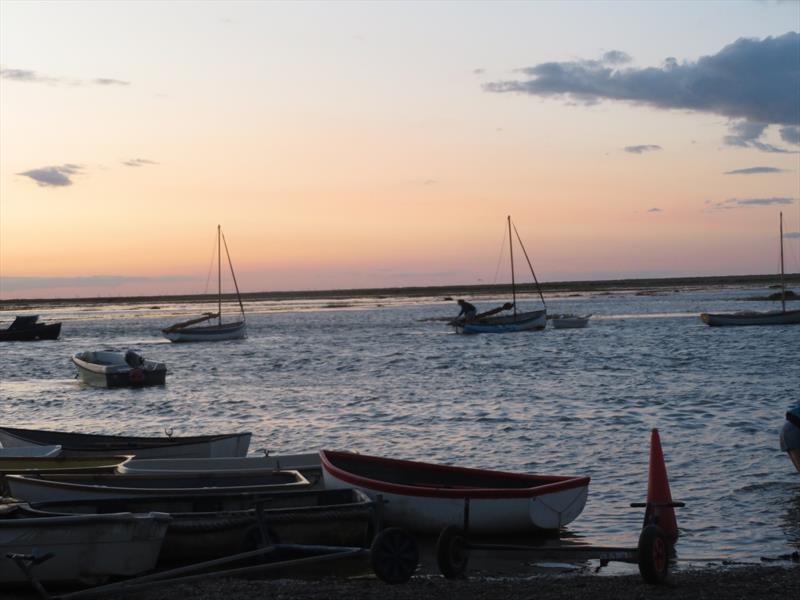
[[0, 444, 61, 457], [21, 487, 373, 563], [0, 455, 132, 495], [0, 503, 170, 584], [72, 350, 167, 388], [319, 449, 589, 534], [780, 406, 800, 473], [0, 315, 61, 342], [550, 314, 592, 329], [0, 426, 252, 459], [5, 470, 310, 502]]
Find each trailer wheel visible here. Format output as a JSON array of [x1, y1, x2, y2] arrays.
[[436, 526, 469, 579], [638, 524, 670, 584], [370, 527, 418, 584]]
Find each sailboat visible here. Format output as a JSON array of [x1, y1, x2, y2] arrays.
[[453, 216, 547, 334], [700, 212, 800, 326], [163, 225, 247, 342]]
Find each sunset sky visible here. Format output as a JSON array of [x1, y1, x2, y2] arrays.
[[1, 1, 799, 299]]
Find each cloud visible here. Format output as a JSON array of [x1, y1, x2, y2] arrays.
[[1, 67, 129, 87], [709, 197, 795, 210], [648, 208, 662, 212], [780, 126, 800, 144], [723, 166, 786, 175], [484, 32, 800, 151], [784, 231, 800, 239], [122, 158, 158, 167], [473, 68, 485, 75], [17, 164, 82, 187], [624, 144, 662, 154], [723, 120, 794, 152]]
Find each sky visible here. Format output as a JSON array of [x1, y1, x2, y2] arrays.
[[1, 0, 799, 299]]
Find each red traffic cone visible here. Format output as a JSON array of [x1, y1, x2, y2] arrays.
[[644, 428, 678, 543]]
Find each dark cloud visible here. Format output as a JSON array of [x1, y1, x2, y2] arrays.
[[780, 126, 800, 145], [1, 67, 129, 87], [624, 144, 662, 154], [602, 50, 632, 65], [0, 275, 193, 292], [709, 197, 795, 210], [724, 166, 786, 175], [17, 164, 82, 187], [485, 32, 800, 151], [724, 120, 794, 152], [648, 208, 662, 212], [122, 158, 158, 167]]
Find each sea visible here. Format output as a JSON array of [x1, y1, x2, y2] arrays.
[[1, 284, 798, 574]]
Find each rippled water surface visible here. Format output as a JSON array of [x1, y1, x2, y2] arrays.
[[1, 287, 798, 569]]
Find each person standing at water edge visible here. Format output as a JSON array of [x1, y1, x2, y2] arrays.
[[456, 299, 477, 322], [780, 406, 800, 473]]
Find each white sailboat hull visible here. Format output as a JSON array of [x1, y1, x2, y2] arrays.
[[163, 320, 247, 342]]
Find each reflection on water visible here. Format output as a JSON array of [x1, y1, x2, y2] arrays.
[[1, 286, 798, 565]]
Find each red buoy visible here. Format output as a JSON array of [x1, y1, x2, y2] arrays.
[[644, 428, 678, 543]]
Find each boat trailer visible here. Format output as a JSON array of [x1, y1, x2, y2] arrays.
[[436, 428, 684, 584]]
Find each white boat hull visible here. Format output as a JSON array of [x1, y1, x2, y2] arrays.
[[163, 321, 246, 342], [701, 309, 800, 326], [551, 315, 591, 329], [118, 453, 321, 475], [0, 510, 170, 584]]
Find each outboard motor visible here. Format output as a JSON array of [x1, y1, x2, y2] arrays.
[[124, 350, 145, 368]]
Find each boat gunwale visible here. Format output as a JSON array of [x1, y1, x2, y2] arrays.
[[319, 449, 590, 500], [0, 427, 252, 450]]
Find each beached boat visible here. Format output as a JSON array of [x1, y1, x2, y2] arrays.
[[0, 503, 170, 584], [0, 426, 252, 459], [0, 455, 132, 496], [550, 314, 592, 329], [780, 406, 800, 473], [319, 449, 589, 534], [0, 444, 61, 457], [72, 350, 167, 388], [22, 487, 373, 563], [701, 213, 800, 327], [163, 225, 247, 342], [5, 470, 310, 502], [117, 453, 322, 486], [0, 315, 61, 341], [453, 216, 547, 334]]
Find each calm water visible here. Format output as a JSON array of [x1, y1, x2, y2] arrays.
[[1, 286, 798, 572]]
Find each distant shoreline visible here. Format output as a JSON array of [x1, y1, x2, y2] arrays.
[[1, 273, 798, 310]]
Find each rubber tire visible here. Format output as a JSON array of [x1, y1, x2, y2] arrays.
[[436, 525, 469, 579], [370, 527, 419, 584], [638, 524, 670, 584]]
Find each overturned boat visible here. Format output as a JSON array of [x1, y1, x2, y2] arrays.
[[72, 350, 167, 388], [320, 449, 589, 534]]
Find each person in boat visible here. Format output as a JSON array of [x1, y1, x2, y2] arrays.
[[453, 299, 515, 324], [780, 406, 800, 473]]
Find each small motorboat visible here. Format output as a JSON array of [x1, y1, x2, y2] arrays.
[[320, 449, 590, 534], [0, 315, 61, 341], [0, 444, 61, 457], [72, 350, 167, 388], [0, 502, 170, 584], [5, 470, 310, 502], [22, 487, 373, 563], [550, 314, 592, 329], [0, 426, 252, 459]]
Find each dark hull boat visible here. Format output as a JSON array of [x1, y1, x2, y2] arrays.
[[0, 426, 252, 459], [0, 315, 61, 341], [320, 449, 589, 534], [19, 487, 373, 563], [72, 350, 167, 388]]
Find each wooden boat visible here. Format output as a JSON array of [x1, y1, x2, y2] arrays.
[[780, 406, 800, 473], [163, 225, 247, 342], [0, 426, 252, 458], [72, 350, 167, 388], [550, 314, 592, 329], [0, 444, 61, 457], [22, 487, 373, 563], [0, 455, 132, 496], [0, 502, 170, 584], [701, 213, 800, 327], [453, 216, 547, 334], [0, 315, 61, 341], [117, 453, 323, 487], [5, 470, 310, 502], [320, 449, 590, 534]]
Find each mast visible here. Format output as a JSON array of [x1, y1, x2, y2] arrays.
[[780, 212, 786, 313], [217, 224, 222, 325], [508, 215, 517, 316]]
